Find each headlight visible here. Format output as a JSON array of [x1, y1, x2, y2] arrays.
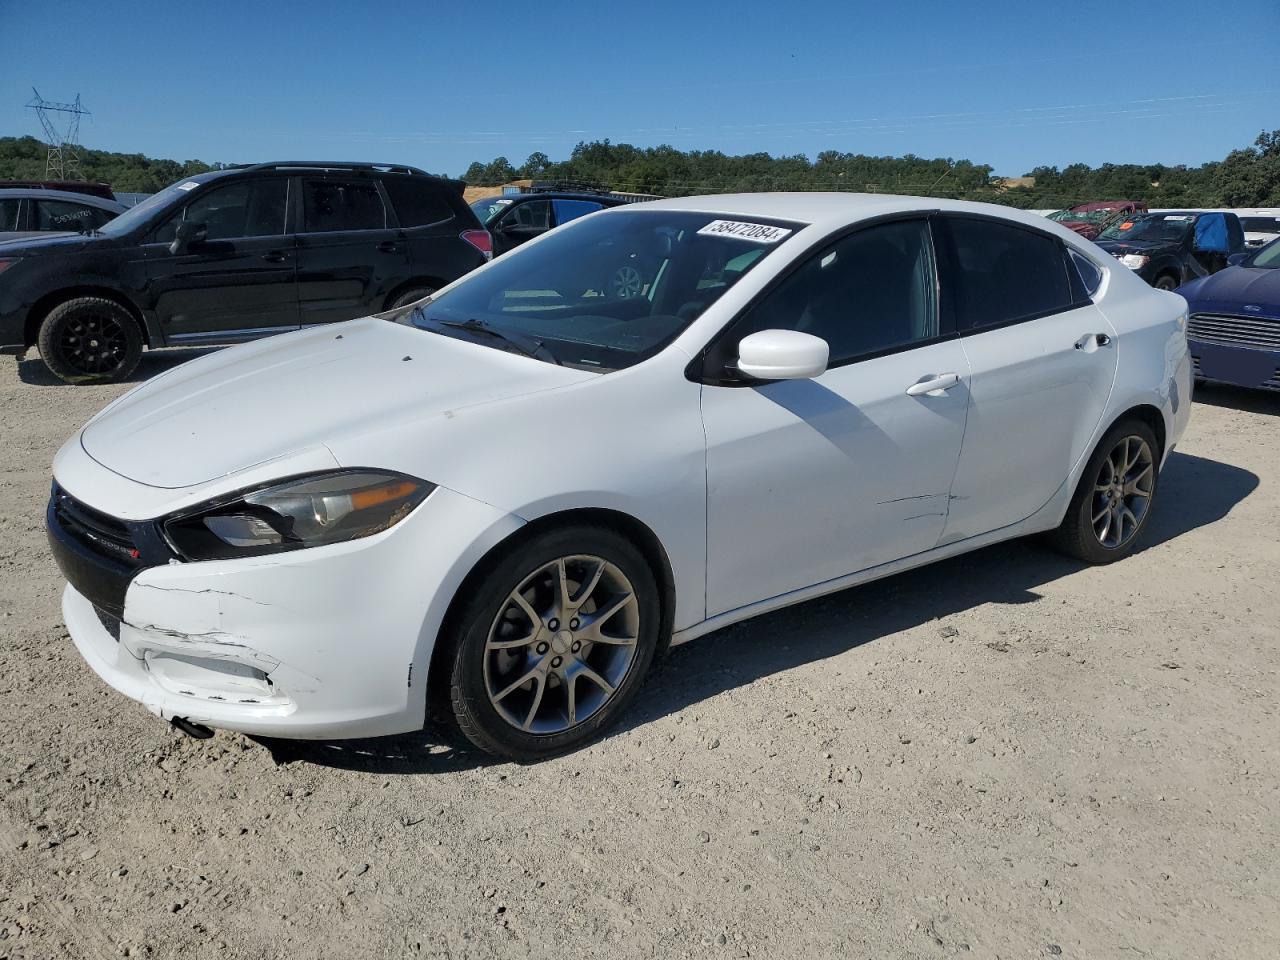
[[1118, 254, 1149, 269], [164, 470, 435, 560]]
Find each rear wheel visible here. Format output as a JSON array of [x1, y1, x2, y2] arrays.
[[37, 296, 143, 384], [447, 525, 660, 761], [1049, 418, 1160, 564]]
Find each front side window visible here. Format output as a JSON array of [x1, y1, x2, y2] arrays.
[[1068, 248, 1104, 297], [553, 199, 604, 226], [711, 219, 939, 370], [153, 178, 289, 243], [945, 217, 1073, 331], [395, 210, 799, 371], [503, 199, 551, 231], [302, 179, 386, 232]]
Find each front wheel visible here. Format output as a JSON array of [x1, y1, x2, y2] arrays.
[[388, 286, 436, 309], [1049, 418, 1160, 564], [447, 526, 661, 761], [37, 296, 143, 384], [1153, 274, 1179, 292]]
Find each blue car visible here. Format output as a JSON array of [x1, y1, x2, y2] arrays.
[[1178, 238, 1280, 392]]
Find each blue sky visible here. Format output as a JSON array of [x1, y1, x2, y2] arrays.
[[2, 0, 1277, 179]]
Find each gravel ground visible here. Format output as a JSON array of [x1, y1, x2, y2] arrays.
[[1, 349, 1277, 960]]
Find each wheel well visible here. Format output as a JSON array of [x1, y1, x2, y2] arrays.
[[383, 277, 445, 311], [24, 287, 148, 348], [1112, 404, 1167, 459], [425, 507, 677, 718]]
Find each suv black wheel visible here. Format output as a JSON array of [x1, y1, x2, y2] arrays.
[[1049, 417, 1161, 564], [37, 297, 143, 384], [1153, 274, 1179, 291], [447, 525, 661, 762], [388, 286, 436, 309]]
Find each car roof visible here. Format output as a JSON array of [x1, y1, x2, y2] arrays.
[[0, 188, 125, 210], [489, 192, 627, 203], [622, 192, 1086, 234]]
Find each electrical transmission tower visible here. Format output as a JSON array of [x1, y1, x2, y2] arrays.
[[26, 88, 91, 180]]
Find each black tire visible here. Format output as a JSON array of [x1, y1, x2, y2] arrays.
[[447, 524, 661, 762], [1049, 417, 1161, 564], [37, 296, 143, 385], [1153, 274, 1179, 292], [388, 286, 436, 309]]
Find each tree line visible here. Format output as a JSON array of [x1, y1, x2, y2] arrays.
[[2, 129, 1277, 207]]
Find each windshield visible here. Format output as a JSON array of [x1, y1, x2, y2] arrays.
[[1049, 209, 1109, 224], [1247, 238, 1280, 268], [1240, 216, 1280, 235], [469, 197, 513, 225], [394, 209, 800, 371], [1100, 214, 1195, 243], [96, 179, 203, 236]]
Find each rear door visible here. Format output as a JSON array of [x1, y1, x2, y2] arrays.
[[142, 177, 298, 344], [937, 216, 1118, 544], [295, 176, 411, 325]]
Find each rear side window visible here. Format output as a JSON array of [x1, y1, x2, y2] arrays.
[[302, 179, 387, 232], [944, 217, 1074, 331], [553, 199, 603, 226], [0, 198, 22, 231], [381, 177, 452, 227], [1068, 248, 1104, 298]]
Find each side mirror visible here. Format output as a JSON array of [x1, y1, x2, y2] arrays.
[[169, 220, 207, 255], [1227, 252, 1248, 267], [736, 329, 829, 381]]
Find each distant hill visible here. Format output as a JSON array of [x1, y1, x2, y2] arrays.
[[0, 135, 224, 193]]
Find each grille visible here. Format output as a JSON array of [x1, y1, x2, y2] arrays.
[[1187, 313, 1280, 351], [52, 486, 139, 563]]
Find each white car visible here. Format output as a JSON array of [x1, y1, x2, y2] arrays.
[[1236, 209, 1280, 249], [48, 194, 1193, 761]]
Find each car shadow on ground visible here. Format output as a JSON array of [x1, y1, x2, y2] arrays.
[[16, 347, 219, 386], [256, 449, 1257, 775], [1192, 381, 1280, 416]]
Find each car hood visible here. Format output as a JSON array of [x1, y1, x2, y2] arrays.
[[0, 230, 107, 255], [1180, 266, 1280, 317], [1095, 238, 1178, 256], [80, 317, 594, 489]]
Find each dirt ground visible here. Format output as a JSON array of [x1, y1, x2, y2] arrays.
[[0, 349, 1277, 960]]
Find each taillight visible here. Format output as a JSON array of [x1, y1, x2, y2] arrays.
[[0, 258, 21, 275], [460, 229, 492, 260]]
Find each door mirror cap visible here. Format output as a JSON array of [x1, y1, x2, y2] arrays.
[[736, 329, 829, 380], [169, 220, 208, 255], [1227, 251, 1248, 267]]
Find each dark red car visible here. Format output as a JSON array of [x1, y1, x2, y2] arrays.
[[1048, 201, 1148, 240]]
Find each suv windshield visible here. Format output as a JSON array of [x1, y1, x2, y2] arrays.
[[394, 209, 800, 371], [1240, 216, 1280, 235], [1100, 214, 1195, 243], [470, 197, 513, 225], [95, 179, 204, 237]]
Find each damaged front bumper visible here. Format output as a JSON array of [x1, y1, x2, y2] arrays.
[[53, 480, 523, 740]]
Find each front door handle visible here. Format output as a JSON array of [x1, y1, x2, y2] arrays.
[[377, 241, 402, 253], [906, 373, 961, 397], [261, 251, 288, 263], [1075, 332, 1112, 351]]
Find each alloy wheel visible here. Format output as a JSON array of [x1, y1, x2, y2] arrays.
[[57, 313, 129, 377], [1091, 435, 1154, 549], [610, 265, 644, 299], [483, 555, 640, 734]]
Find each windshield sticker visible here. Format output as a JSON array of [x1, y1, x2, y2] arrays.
[[494, 198, 513, 205], [176, 181, 200, 191], [1164, 215, 1192, 221], [697, 220, 793, 244], [1118, 222, 1134, 230]]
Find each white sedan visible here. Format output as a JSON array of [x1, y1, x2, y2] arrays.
[[48, 194, 1192, 761]]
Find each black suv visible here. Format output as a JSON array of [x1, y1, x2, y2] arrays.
[[0, 161, 491, 383], [1094, 210, 1245, 290]]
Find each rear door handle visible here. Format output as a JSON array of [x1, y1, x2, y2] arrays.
[[377, 241, 402, 253], [906, 373, 961, 397], [1075, 332, 1112, 351], [261, 251, 288, 263]]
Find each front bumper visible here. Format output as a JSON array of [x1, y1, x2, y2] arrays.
[[56, 484, 524, 739], [1189, 338, 1280, 391]]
